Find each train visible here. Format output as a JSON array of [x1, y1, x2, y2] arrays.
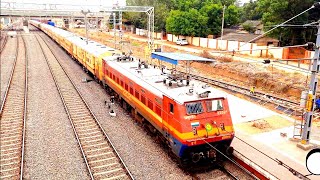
[[29, 20, 235, 166]]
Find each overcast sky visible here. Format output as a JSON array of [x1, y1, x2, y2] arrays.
[[4, 0, 126, 6]]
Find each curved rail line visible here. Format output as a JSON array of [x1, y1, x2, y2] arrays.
[[178, 71, 302, 116], [35, 33, 134, 180], [0, 33, 27, 179], [0, 33, 8, 53]]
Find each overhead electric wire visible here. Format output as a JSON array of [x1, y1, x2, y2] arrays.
[[239, 4, 317, 47]]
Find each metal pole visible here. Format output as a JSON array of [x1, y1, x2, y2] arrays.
[[85, 15, 88, 44], [220, 5, 226, 40], [81, 10, 90, 45], [113, 12, 116, 49], [301, 23, 320, 146], [119, 11, 122, 51]]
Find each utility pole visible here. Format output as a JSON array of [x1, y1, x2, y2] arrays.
[[220, 5, 226, 40], [299, 22, 320, 150], [113, 12, 116, 49], [81, 10, 90, 45]]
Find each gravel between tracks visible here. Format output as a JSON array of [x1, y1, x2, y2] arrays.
[[39, 33, 189, 179], [1, 36, 17, 105], [22, 33, 89, 179]]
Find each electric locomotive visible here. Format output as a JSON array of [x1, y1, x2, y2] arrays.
[[30, 20, 235, 165]]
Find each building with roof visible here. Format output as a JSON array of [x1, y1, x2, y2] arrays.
[[241, 20, 264, 35], [221, 32, 279, 47]]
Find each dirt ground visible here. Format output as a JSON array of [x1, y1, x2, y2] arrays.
[[70, 28, 310, 102]]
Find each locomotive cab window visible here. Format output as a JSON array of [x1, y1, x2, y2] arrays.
[[169, 103, 174, 114], [185, 102, 203, 115], [206, 99, 223, 112]]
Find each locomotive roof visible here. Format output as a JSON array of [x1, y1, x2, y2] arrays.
[[106, 59, 226, 104]]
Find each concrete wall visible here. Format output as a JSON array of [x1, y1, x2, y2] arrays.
[[268, 48, 284, 59], [228, 41, 238, 51], [167, 34, 173, 42], [141, 32, 316, 62], [186, 36, 193, 44], [217, 40, 228, 50], [208, 39, 217, 49], [200, 38, 208, 48], [192, 37, 200, 46]]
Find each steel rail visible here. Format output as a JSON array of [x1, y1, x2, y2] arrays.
[[34, 34, 95, 179], [20, 34, 28, 180], [0, 33, 8, 53], [35, 32, 134, 180], [217, 164, 239, 180], [0, 36, 18, 113], [0, 33, 27, 179]]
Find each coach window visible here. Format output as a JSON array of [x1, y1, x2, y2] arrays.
[[135, 90, 140, 99], [130, 87, 134, 95], [125, 84, 128, 91], [148, 99, 153, 110], [141, 95, 146, 105], [155, 105, 161, 116], [169, 103, 174, 114]]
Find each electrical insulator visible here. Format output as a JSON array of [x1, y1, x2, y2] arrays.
[[306, 42, 315, 50]]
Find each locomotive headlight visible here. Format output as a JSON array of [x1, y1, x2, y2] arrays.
[[205, 123, 213, 132]]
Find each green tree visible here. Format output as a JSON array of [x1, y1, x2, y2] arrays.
[[166, 9, 209, 37], [242, 23, 256, 33], [257, 0, 319, 45], [225, 4, 240, 26], [240, 0, 262, 22], [124, 0, 173, 31], [200, 3, 223, 35]]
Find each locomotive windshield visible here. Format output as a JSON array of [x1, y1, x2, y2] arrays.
[[185, 102, 204, 115], [206, 99, 223, 112]]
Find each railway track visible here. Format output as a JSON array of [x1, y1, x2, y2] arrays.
[[178, 71, 303, 117], [0, 34, 27, 179], [35, 33, 134, 180], [190, 164, 250, 180], [0, 33, 8, 53]]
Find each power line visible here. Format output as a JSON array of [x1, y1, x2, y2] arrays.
[[239, 3, 318, 48]]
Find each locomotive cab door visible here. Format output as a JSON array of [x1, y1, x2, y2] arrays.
[[163, 96, 175, 143]]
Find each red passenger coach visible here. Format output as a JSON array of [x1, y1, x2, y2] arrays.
[[102, 52, 235, 165]]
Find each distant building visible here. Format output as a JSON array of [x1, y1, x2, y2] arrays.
[[221, 32, 279, 46], [241, 20, 263, 35]]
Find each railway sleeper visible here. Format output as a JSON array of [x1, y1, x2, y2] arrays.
[[89, 157, 117, 165], [86, 151, 115, 162], [75, 123, 98, 130], [93, 168, 124, 178], [86, 147, 112, 156], [91, 163, 122, 174], [86, 151, 113, 160], [81, 139, 106, 146]]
